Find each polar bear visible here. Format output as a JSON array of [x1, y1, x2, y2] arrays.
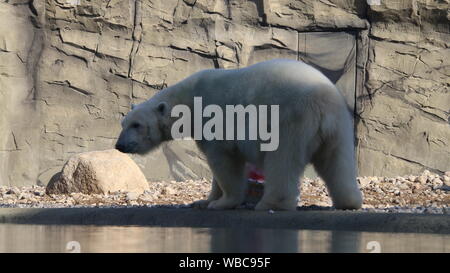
[[115, 59, 363, 211]]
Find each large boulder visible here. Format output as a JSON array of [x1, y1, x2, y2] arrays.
[[46, 149, 149, 195]]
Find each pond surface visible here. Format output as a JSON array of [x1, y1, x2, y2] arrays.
[[0, 224, 448, 253]]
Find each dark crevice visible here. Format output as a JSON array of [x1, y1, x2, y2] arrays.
[[28, 0, 38, 16], [364, 146, 444, 175], [45, 80, 94, 96]]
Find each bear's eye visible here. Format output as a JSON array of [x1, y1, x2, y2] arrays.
[[130, 123, 141, 129]]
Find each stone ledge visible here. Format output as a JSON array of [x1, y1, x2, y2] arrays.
[[0, 207, 449, 234]]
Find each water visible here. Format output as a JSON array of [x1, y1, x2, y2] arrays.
[[0, 224, 448, 253]]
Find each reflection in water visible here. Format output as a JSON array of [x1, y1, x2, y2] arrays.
[[330, 231, 361, 253], [210, 228, 299, 253], [0, 224, 448, 253]]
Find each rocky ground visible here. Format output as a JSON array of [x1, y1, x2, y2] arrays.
[[0, 170, 449, 214]]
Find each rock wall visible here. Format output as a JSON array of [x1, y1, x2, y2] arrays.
[[357, 1, 449, 176], [0, 0, 448, 186], [0, 1, 43, 186]]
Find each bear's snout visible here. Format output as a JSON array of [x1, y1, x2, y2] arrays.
[[115, 142, 126, 153], [115, 141, 138, 154]]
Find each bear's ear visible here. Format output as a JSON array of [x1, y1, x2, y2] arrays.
[[156, 101, 169, 117]]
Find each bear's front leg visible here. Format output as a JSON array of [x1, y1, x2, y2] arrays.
[[191, 178, 222, 209], [203, 150, 247, 210]]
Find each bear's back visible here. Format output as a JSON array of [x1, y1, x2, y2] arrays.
[[242, 59, 335, 90], [196, 59, 341, 108]]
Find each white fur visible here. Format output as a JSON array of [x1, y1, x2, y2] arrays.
[[117, 59, 363, 211]]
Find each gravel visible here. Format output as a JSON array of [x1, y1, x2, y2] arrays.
[[0, 171, 448, 214]]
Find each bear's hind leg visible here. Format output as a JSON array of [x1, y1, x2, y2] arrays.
[[205, 152, 247, 210], [312, 136, 363, 210]]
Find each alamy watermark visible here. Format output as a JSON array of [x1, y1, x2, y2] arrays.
[[66, 241, 81, 253], [65, 0, 81, 6], [366, 241, 381, 253], [367, 0, 381, 5], [170, 97, 279, 152]]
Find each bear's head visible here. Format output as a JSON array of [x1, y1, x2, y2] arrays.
[[115, 101, 170, 155]]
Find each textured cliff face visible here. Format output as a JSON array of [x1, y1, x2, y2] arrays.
[[0, 0, 448, 186], [356, 1, 450, 176], [0, 1, 42, 186]]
